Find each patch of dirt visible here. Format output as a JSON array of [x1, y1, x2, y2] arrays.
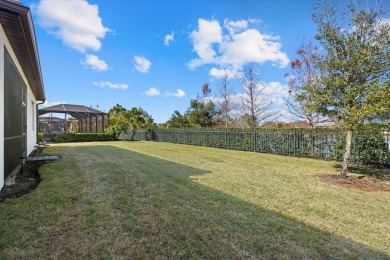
[[319, 174, 390, 192], [0, 161, 45, 203]]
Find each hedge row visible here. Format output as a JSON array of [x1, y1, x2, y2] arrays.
[[52, 133, 115, 143], [128, 128, 390, 167]]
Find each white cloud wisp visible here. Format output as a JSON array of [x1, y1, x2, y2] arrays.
[[165, 89, 186, 97], [164, 31, 175, 46], [144, 87, 161, 96], [134, 55, 152, 73], [93, 81, 128, 90], [83, 54, 108, 71]]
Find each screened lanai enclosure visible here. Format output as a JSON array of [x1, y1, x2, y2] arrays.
[[39, 104, 109, 136]]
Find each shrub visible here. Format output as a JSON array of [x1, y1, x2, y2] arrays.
[[52, 133, 115, 143], [143, 128, 390, 167], [353, 131, 390, 165], [38, 133, 44, 143]]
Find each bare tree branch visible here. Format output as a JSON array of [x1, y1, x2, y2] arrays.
[[217, 69, 236, 128], [240, 63, 278, 127]]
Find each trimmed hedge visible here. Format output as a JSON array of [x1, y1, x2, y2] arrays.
[[52, 133, 115, 143], [130, 128, 390, 167]]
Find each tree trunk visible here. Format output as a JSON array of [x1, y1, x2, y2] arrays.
[[130, 126, 136, 141], [341, 130, 352, 177], [225, 110, 228, 128]]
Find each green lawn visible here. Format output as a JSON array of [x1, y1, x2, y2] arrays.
[[0, 141, 389, 258]]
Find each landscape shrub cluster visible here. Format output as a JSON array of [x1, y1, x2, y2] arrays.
[[52, 133, 115, 143], [128, 128, 390, 167], [38, 133, 44, 143]]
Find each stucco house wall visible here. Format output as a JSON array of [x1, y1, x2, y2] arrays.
[[0, 0, 44, 190]]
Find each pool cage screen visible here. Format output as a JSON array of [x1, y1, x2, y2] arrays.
[[39, 104, 109, 133]]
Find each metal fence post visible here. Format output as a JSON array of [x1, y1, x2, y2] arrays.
[[352, 131, 356, 163], [225, 128, 228, 149], [253, 128, 256, 152], [293, 128, 296, 157]]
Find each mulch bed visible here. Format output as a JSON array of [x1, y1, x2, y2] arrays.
[[319, 174, 390, 192], [0, 161, 44, 203]]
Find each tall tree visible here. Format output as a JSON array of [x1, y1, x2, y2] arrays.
[[140, 109, 156, 129], [202, 82, 211, 97], [240, 63, 276, 128], [217, 70, 235, 128], [106, 109, 129, 139], [108, 103, 126, 118], [126, 107, 148, 130], [166, 110, 190, 128], [285, 40, 326, 127], [186, 97, 217, 128], [106, 105, 155, 139], [312, 1, 390, 177]]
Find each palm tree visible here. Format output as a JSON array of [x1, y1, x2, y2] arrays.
[[125, 107, 146, 140]]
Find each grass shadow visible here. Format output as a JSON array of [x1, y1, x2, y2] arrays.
[[0, 143, 388, 258], [332, 163, 390, 180]]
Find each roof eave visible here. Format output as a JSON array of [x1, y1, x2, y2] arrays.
[[0, 0, 45, 101]]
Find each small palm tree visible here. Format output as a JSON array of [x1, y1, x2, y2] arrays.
[[125, 108, 146, 140], [106, 112, 129, 139]]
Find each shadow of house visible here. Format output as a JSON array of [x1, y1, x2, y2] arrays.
[[1, 143, 387, 258], [332, 163, 390, 180], [0, 0, 45, 190]]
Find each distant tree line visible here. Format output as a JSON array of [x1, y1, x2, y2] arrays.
[[164, 64, 279, 129]]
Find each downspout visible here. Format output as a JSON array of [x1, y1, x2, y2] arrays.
[[36, 100, 45, 143]]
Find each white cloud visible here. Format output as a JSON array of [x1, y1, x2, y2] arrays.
[[188, 18, 289, 73], [33, 0, 109, 53], [165, 89, 186, 97], [164, 31, 175, 46], [248, 18, 261, 24], [82, 54, 108, 71], [219, 29, 289, 67], [209, 67, 241, 79], [224, 19, 248, 35], [264, 81, 288, 96], [144, 87, 160, 96], [93, 81, 128, 90], [134, 55, 151, 73], [188, 18, 222, 69], [263, 81, 289, 105]]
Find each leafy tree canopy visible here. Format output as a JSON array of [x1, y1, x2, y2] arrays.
[[312, 1, 390, 130], [106, 104, 155, 139], [186, 98, 217, 128], [166, 110, 190, 128], [312, 0, 390, 176]]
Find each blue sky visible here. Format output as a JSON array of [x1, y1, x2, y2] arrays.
[[24, 0, 390, 123]]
